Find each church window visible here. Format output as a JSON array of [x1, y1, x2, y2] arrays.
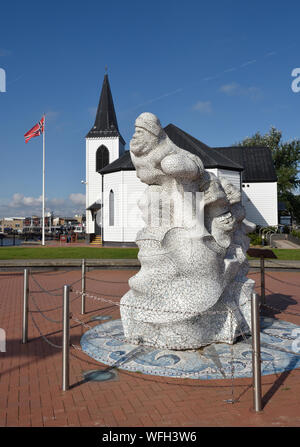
[[109, 190, 114, 226], [96, 145, 109, 172]]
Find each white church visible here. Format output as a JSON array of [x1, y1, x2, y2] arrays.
[[85, 74, 278, 245]]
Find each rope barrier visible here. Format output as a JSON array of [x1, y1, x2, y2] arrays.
[[29, 293, 62, 323], [29, 312, 62, 349], [73, 288, 236, 318], [30, 271, 82, 296], [28, 289, 81, 314], [17, 264, 300, 409], [32, 268, 76, 276], [29, 273, 63, 296], [85, 274, 129, 285]]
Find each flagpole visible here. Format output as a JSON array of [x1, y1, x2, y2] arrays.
[[42, 113, 45, 246]]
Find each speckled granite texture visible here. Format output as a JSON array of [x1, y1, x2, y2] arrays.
[[120, 112, 256, 349]]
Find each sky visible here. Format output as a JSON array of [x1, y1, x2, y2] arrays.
[[0, 0, 300, 218]]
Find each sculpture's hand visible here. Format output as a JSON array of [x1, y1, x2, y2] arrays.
[[161, 154, 199, 179]]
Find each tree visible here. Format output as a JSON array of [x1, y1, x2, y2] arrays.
[[237, 127, 300, 222]]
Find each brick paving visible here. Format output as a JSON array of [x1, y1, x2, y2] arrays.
[[0, 268, 300, 427]]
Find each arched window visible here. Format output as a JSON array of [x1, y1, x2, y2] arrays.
[[96, 145, 109, 172], [109, 190, 114, 226]]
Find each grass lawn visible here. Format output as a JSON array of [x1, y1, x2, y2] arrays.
[[0, 246, 139, 260], [255, 249, 300, 261], [0, 246, 300, 260]]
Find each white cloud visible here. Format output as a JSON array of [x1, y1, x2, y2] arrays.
[[10, 193, 42, 208], [48, 198, 65, 206], [240, 59, 256, 67], [69, 193, 85, 205], [220, 82, 240, 94], [0, 193, 86, 218], [219, 82, 262, 101], [265, 51, 276, 57], [193, 101, 212, 114]]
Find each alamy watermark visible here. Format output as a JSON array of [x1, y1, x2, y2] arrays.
[[95, 186, 206, 234], [291, 68, 300, 93], [0, 67, 6, 92], [0, 328, 6, 352]]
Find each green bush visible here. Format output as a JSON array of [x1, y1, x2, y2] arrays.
[[248, 233, 262, 246], [292, 229, 300, 239]]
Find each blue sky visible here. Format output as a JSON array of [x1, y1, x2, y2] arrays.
[[0, 0, 299, 217]]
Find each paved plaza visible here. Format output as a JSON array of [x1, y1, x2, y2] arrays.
[[0, 268, 300, 427]]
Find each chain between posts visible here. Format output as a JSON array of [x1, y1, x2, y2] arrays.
[[72, 289, 235, 317], [29, 312, 62, 349], [30, 293, 63, 323], [20, 266, 300, 406], [30, 270, 82, 296], [84, 274, 129, 285]]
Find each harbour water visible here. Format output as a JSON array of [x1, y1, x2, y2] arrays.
[[0, 237, 40, 247], [0, 238, 22, 246]]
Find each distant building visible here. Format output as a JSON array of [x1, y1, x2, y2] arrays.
[[23, 216, 52, 232], [1, 217, 25, 233], [85, 75, 278, 245], [21, 215, 84, 233]]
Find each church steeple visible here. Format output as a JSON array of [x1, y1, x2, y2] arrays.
[[86, 73, 125, 145]]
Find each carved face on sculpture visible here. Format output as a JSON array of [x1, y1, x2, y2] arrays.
[[220, 180, 241, 205], [212, 211, 236, 232], [210, 211, 236, 248], [130, 126, 159, 156]]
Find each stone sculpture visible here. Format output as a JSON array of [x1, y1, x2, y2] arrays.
[[120, 112, 256, 349]]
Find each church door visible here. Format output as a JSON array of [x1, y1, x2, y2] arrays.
[[95, 209, 102, 236]]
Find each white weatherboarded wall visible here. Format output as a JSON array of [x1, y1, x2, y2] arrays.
[[102, 168, 278, 242], [210, 169, 241, 190], [102, 168, 243, 243], [102, 171, 124, 242], [218, 169, 241, 190], [242, 182, 278, 226], [86, 137, 124, 234], [102, 171, 147, 242], [123, 171, 147, 242]]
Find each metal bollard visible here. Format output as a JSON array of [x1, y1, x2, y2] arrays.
[[260, 256, 265, 305], [22, 268, 29, 344], [62, 284, 70, 391], [251, 292, 262, 412], [81, 259, 86, 315]]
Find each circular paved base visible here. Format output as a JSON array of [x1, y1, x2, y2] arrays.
[[80, 317, 300, 380]]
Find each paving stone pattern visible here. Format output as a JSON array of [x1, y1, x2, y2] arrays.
[[0, 269, 300, 427]]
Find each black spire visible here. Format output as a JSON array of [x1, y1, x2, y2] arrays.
[[86, 74, 125, 144]]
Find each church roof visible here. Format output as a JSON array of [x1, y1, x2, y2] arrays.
[[164, 124, 243, 171], [99, 123, 243, 174], [86, 200, 102, 211], [86, 74, 125, 145], [99, 150, 133, 174], [214, 146, 277, 183], [99, 124, 277, 183]]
